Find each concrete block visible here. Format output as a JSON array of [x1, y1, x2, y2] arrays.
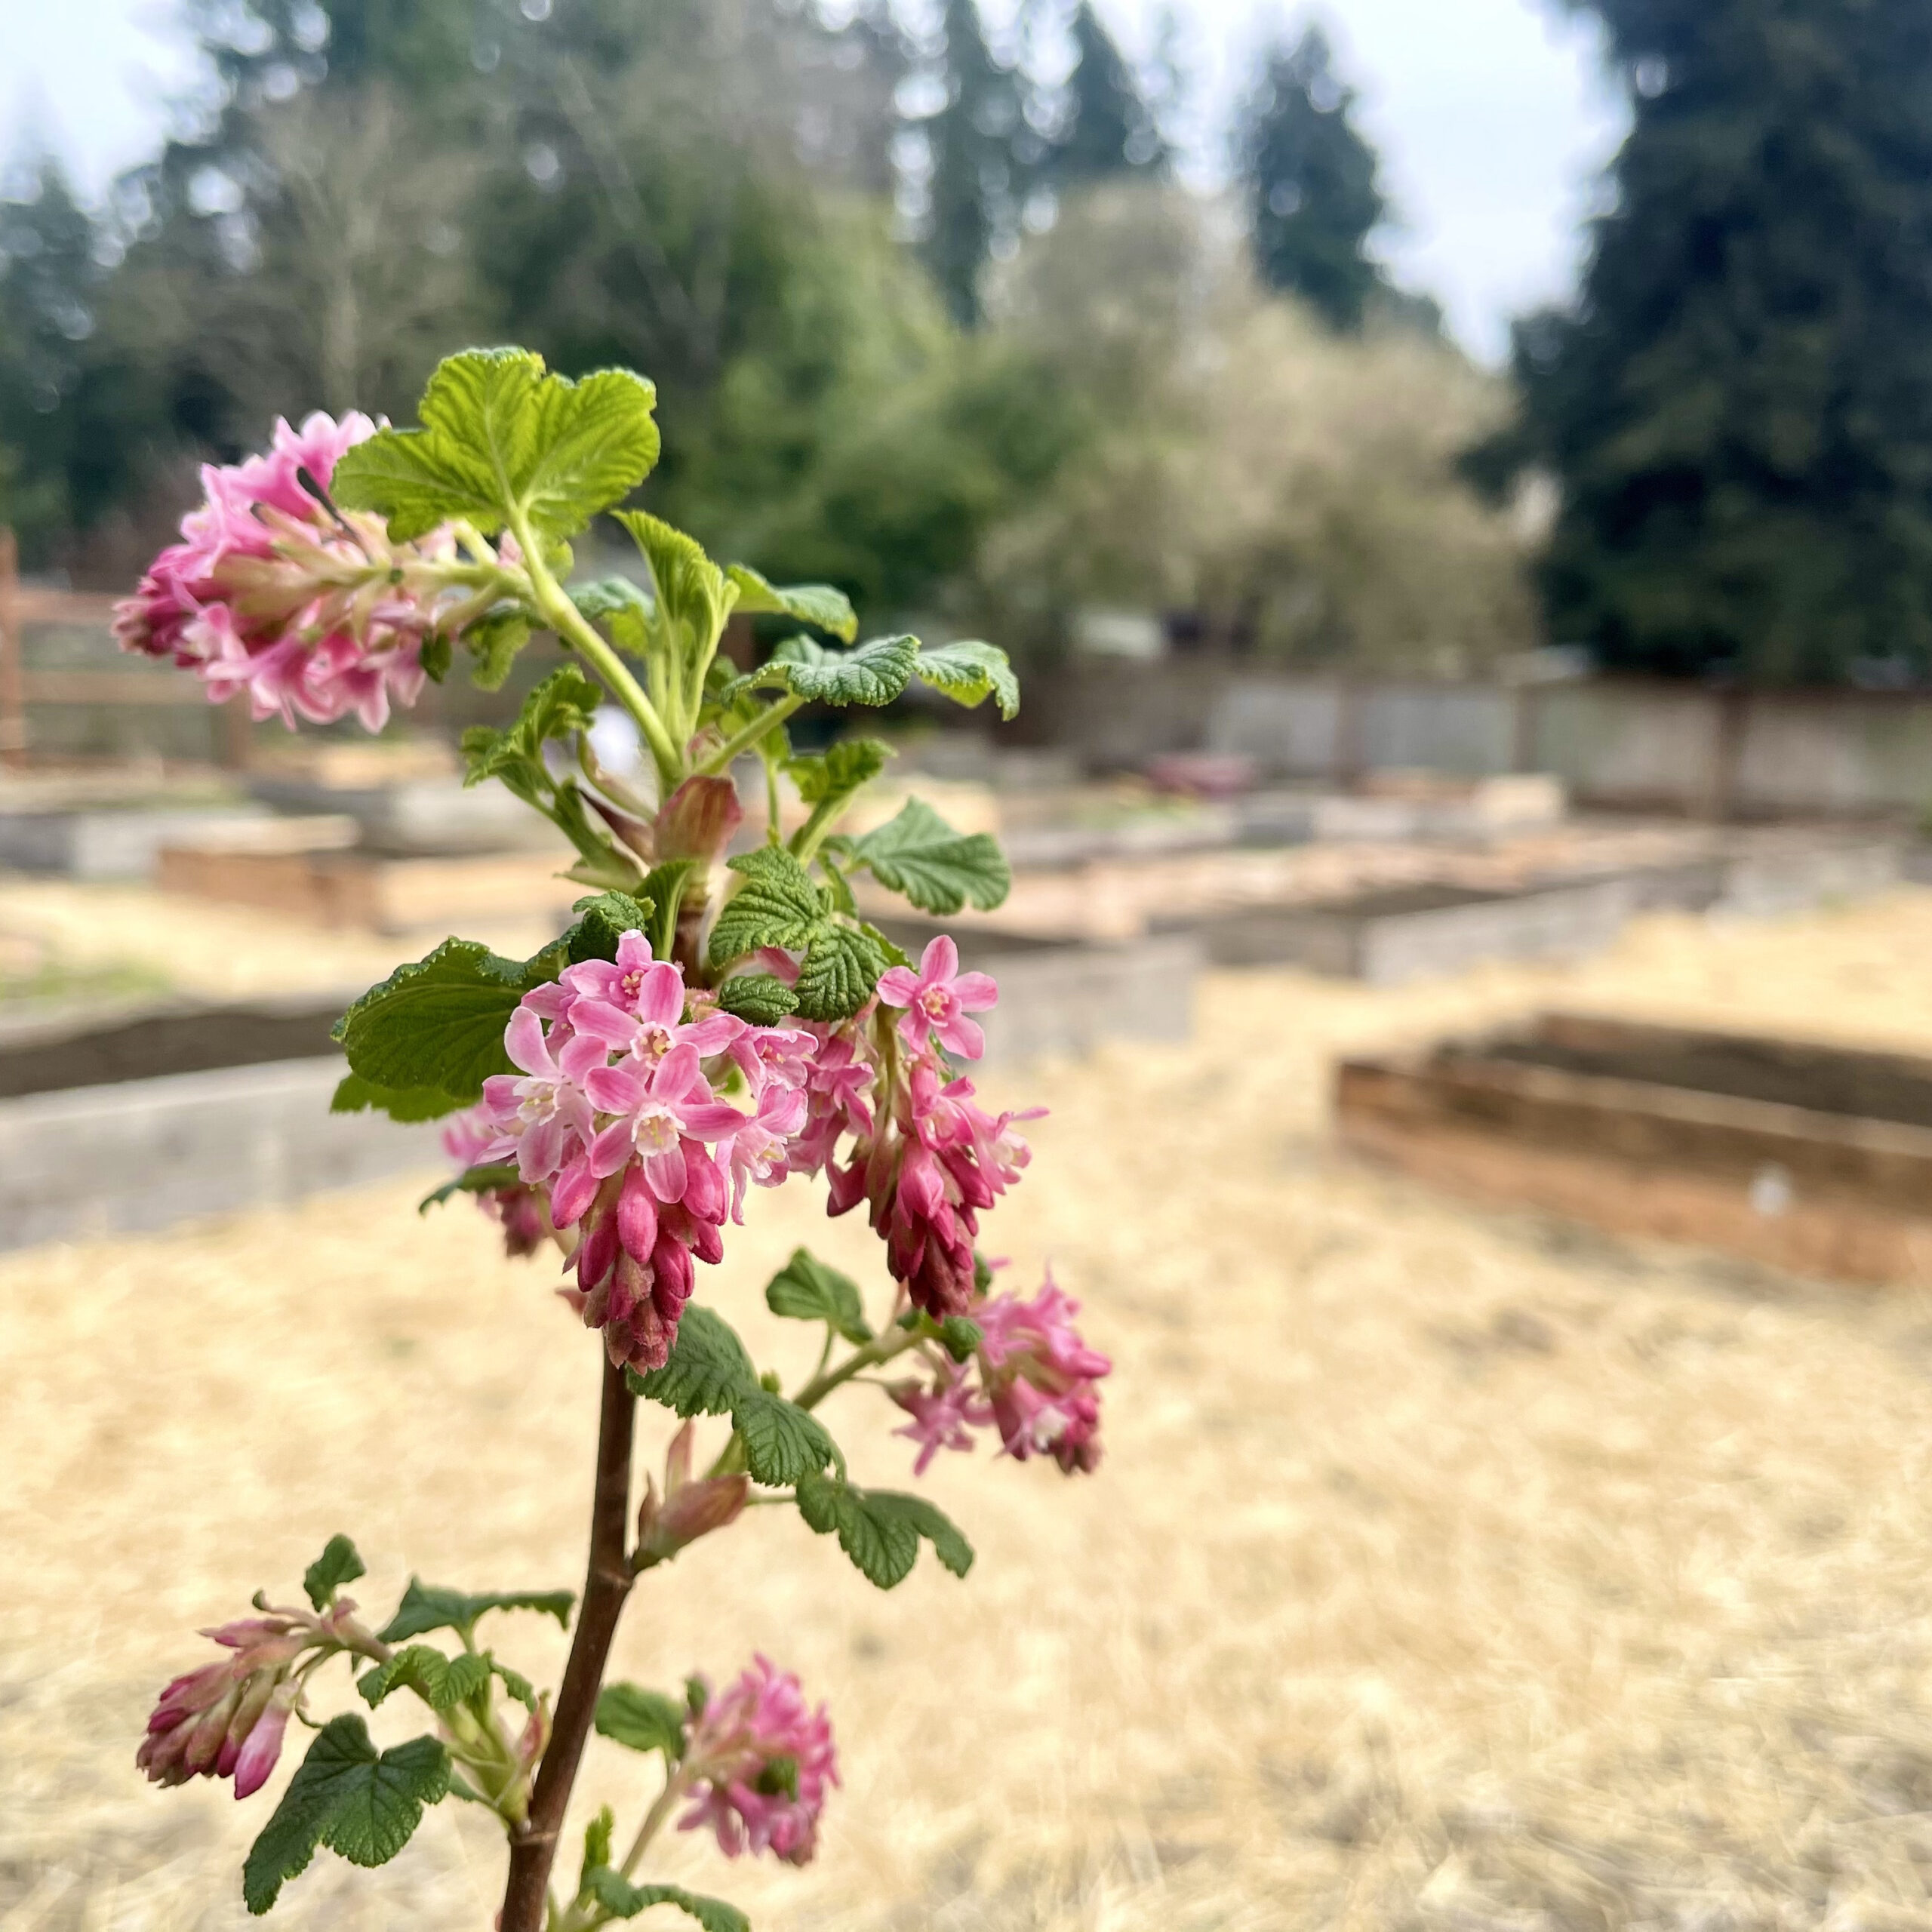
[[0, 1057, 441, 1251], [245, 777, 559, 853], [1715, 838, 1902, 917], [1194, 878, 1635, 985], [877, 922, 1200, 1063], [0, 806, 272, 879]]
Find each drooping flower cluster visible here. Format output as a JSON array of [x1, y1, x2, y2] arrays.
[[470, 931, 811, 1372], [137, 1601, 368, 1798], [679, 1658, 838, 1865], [808, 937, 1040, 1318], [114, 411, 475, 731], [891, 1267, 1112, 1475]]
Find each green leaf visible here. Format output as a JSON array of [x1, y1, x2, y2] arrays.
[[724, 565, 857, 642], [708, 846, 824, 968], [938, 1316, 983, 1363], [564, 889, 654, 965], [794, 1475, 975, 1588], [638, 859, 700, 956], [570, 575, 654, 654], [765, 1248, 872, 1344], [242, 1717, 450, 1915], [794, 1472, 919, 1589], [864, 1491, 976, 1578], [732, 1387, 838, 1487], [794, 920, 887, 1023], [334, 939, 538, 1106], [914, 639, 1020, 720], [330, 1071, 464, 1124], [788, 737, 891, 805], [581, 1807, 616, 1895], [463, 607, 530, 691], [377, 1580, 575, 1644], [595, 1683, 688, 1759], [491, 1657, 537, 1708], [303, 1534, 366, 1611], [331, 347, 660, 540], [846, 798, 1011, 914], [357, 1645, 491, 1714], [756, 632, 919, 708], [626, 1305, 757, 1418], [613, 512, 731, 651], [584, 1871, 749, 1932], [714, 973, 798, 1024], [418, 1163, 518, 1215]]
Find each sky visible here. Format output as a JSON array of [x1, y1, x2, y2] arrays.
[[1, 0, 1631, 362]]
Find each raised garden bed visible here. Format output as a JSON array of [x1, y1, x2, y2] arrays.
[[0, 924, 1198, 1250], [873, 920, 1199, 1066], [1336, 1011, 1932, 1284], [1189, 878, 1636, 983], [0, 804, 271, 879], [0, 995, 440, 1252]]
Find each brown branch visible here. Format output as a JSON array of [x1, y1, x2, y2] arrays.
[[500, 1356, 638, 1932]]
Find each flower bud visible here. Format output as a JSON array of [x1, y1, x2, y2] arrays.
[[638, 1421, 749, 1563]]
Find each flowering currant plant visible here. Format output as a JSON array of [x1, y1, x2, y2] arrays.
[[119, 350, 1112, 1931]]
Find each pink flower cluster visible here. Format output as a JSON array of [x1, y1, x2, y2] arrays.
[[114, 411, 465, 731], [892, 1268, 1112, 1476], [448, 931, 1040, 1349], [464, 931, 808, 1373], [794, 937, 1038, 1319], [137, 1601, 359, 1798], [680, 1657, 838, 1865]]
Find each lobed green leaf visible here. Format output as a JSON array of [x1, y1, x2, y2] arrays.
[[765, 1249, 872, 1344], [843, 798, 1011, 915], [914, 639, 1020, 719], [707, 847, 824, 968], [330, 1071, 465, 1124], [303, 1534, 366, 1611], [794, 1474, 974, 1589], [242, 1717, 449, 1914], [725, 564, 857, 642], [614, 511, 731, 652], [357, 1645, 491, 1715], [570, 575, 654, 654], [714, 973, 799, 1025], [583, 1871, 749, 1932], [626, 1305, 757, 1418], [377, 1580, 575, 1644], [594, 1683, 688, 1760], [757, 632, 919, 708], [732, 1388, 838, 1487], [788, 737, 891, 805], [793, 920, 888, 1023], [331, 347, 660, 540]]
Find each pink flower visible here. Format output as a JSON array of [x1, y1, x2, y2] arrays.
[[891, 1363, 991, 1474], [115, 411, 473, 734], [975, 1270, 1111, 1473], [461, 934, 774, 1371], [721, 1080, 808, 1219], [680, 1658, 838, 1865], [876, 936, 998, 1060], [136, 1604, 360, 1798]]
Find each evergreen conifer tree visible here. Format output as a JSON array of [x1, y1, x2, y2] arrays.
[[1503, 0, 1932, 681], [923, 0, 1028, 327], [1235, 27, 1387, 333], [1048, 2, 1166, 183]]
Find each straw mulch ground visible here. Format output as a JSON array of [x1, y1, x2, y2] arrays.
[[10, 891, 1932, 1930]]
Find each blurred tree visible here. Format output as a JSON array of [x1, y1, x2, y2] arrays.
[[0, 155, 103, 555], [921, 0, 1029, 327], [1045, 2, 1168, 183], [1235, 26, 1387, 333], [966, 183, 1534, 668], [1488, 0, 1932, 682]]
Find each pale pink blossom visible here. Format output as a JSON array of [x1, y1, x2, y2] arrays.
[[975, 1270, 1111, 1473], [115, 411, 472, 733], [876, 935, 998, 1060], [680, 1657, 838, 1865], [891, 1363, 991, 1474]]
